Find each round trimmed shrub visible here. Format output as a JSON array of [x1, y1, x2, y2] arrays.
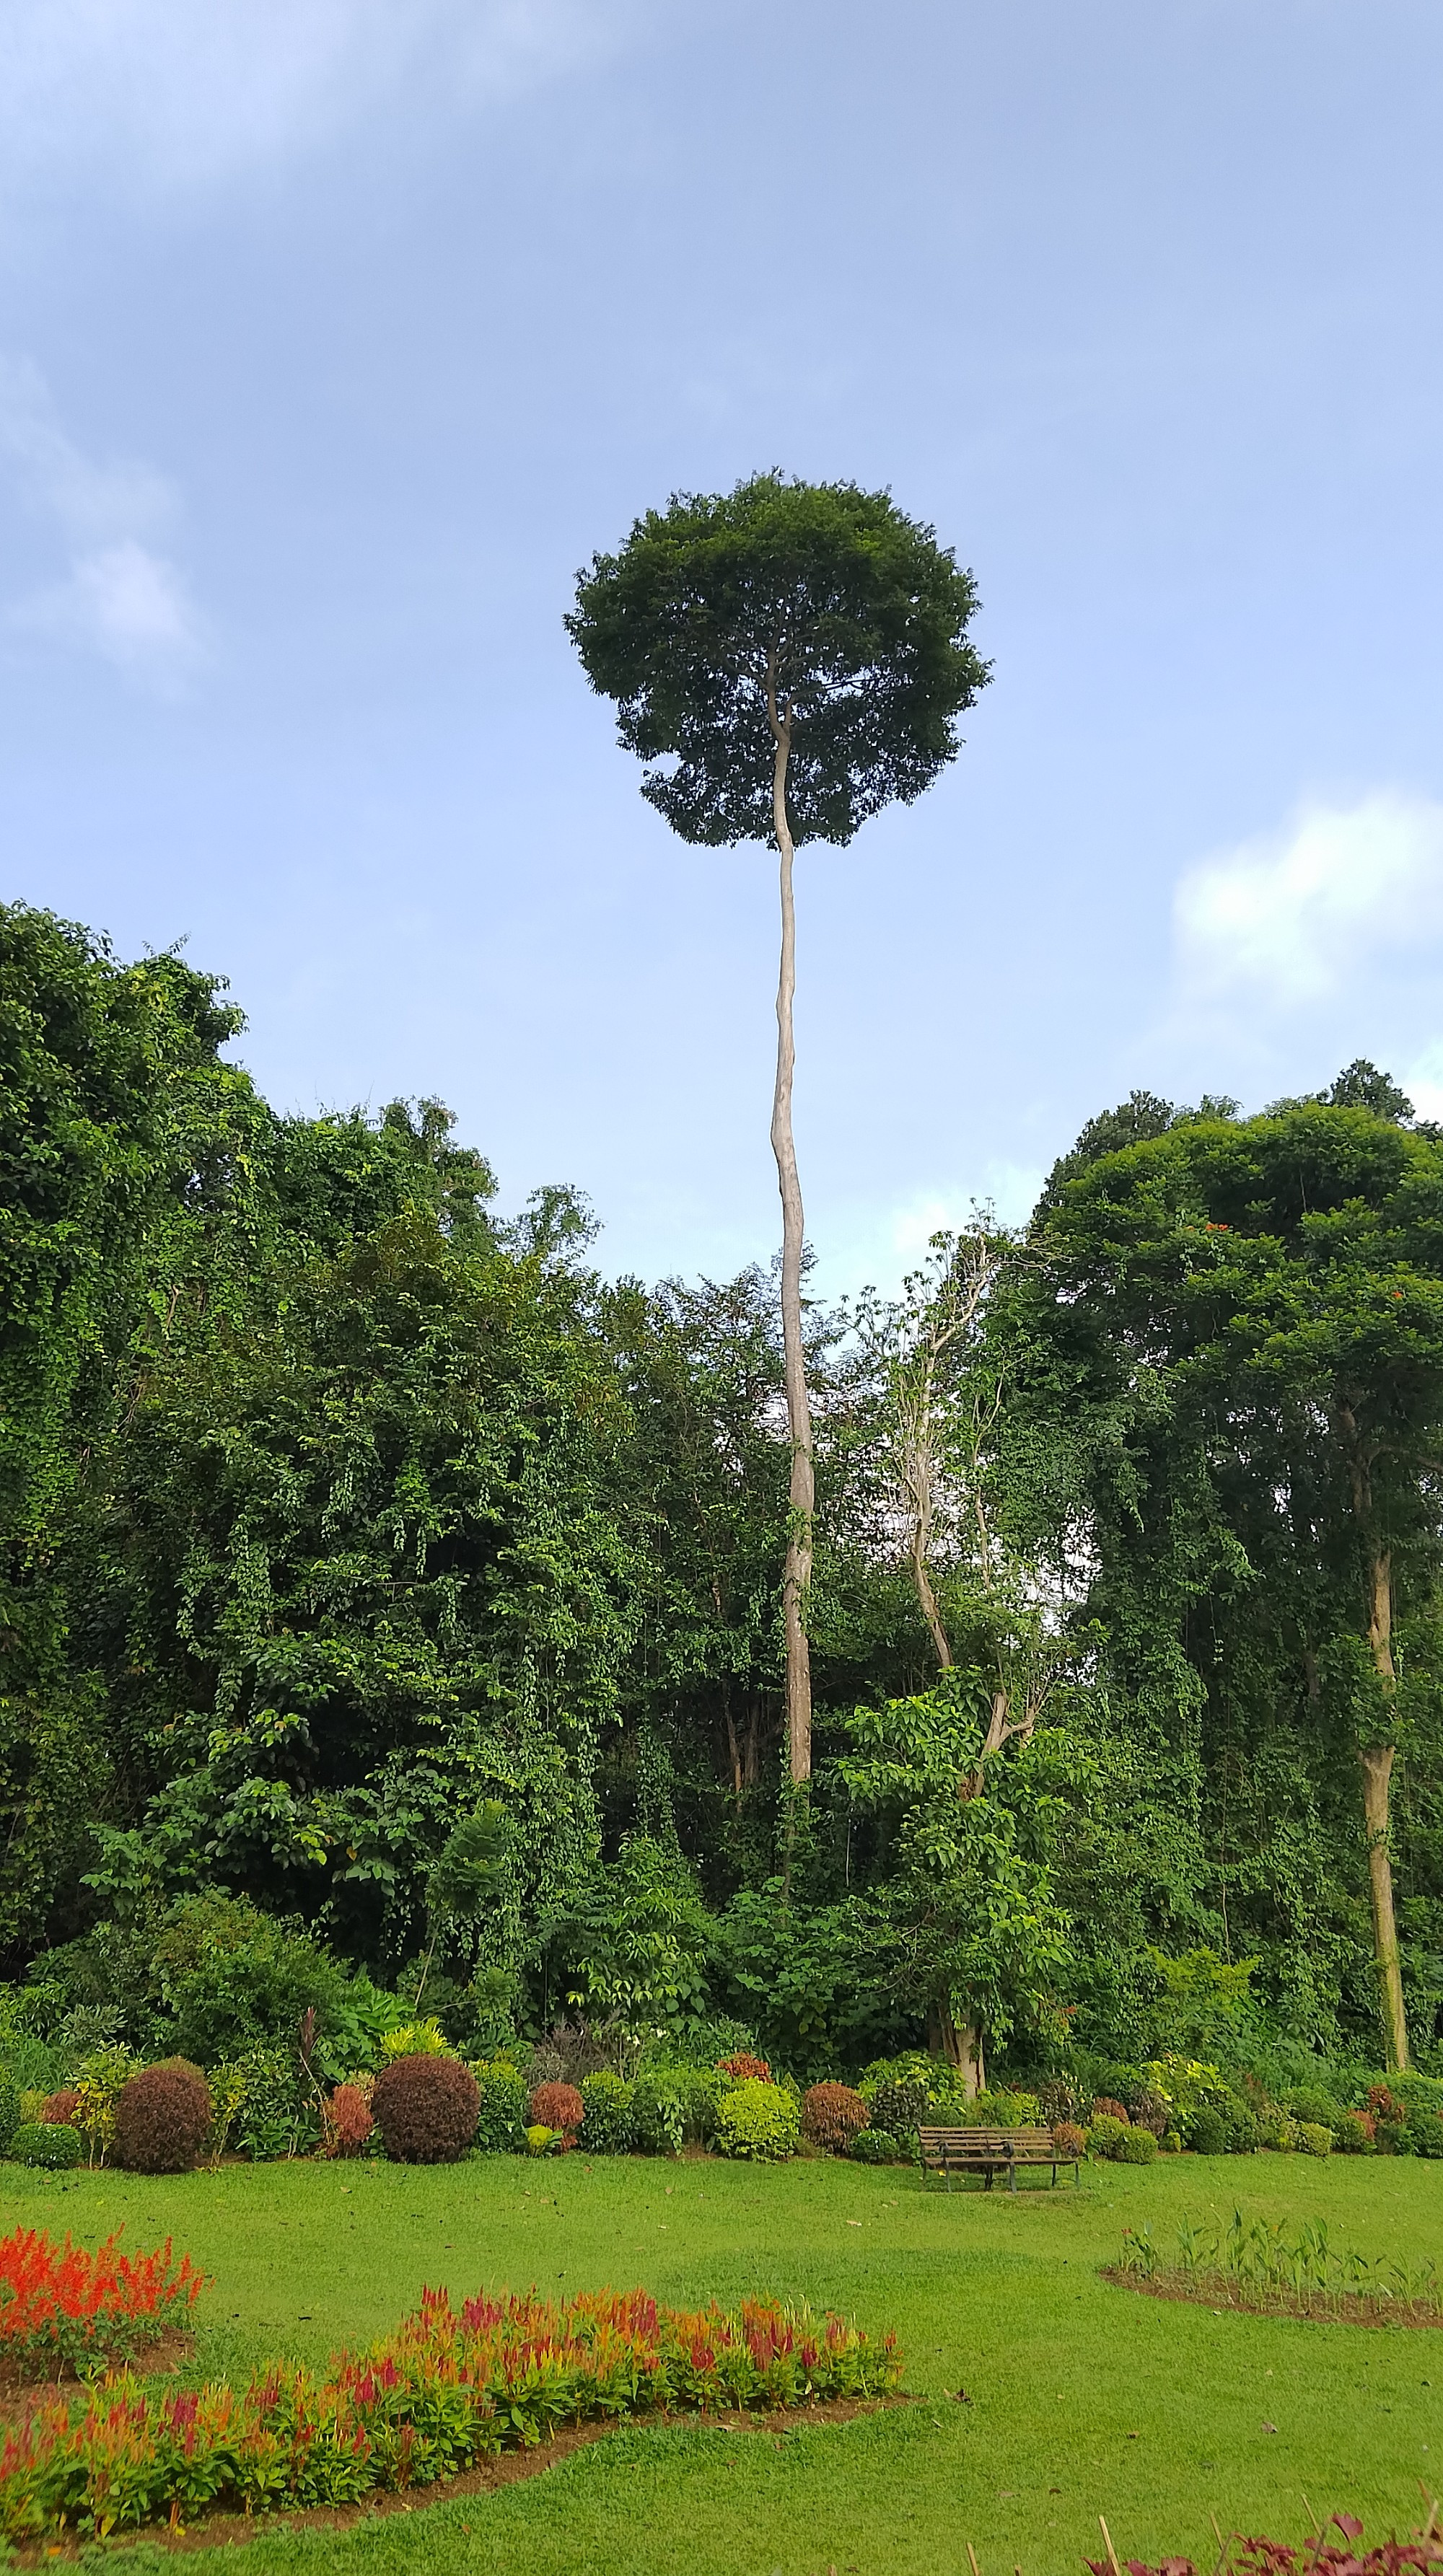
[[849, 2127, 902, 2164], [525, 2123, 560, 2155], [1297, 2121, 1334, 2158], [372, 2052, 479, 2163], [12, 2121, 84, 2171], [42, 2088, 82, 2128], [1087, 2113, 1130, 2159], [866, 2076, 930, 2145], [1052, 2119, 1087, 2160], [471, 2058, 527, 2154], [1092, 2096, 1130, 2124], [530, 2081, 583, 2142], [715, 2078, 799, 2162], [802, 2083, 869, 2153], [1183, 2105, 1229, 2155], [579, 2070, 633, 2153], [115, 2064, 211, 2173], [1116, 2125, 1158, 2164], [1335, 2108, 1376, 2153]]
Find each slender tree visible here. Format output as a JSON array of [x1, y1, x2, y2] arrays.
[[567, 473, 989, 1780]]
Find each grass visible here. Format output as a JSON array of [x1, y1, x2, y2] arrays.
[[1, 2150, 1439, 2576]]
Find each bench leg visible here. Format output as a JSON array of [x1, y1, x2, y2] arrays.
[[1008, 2161, 1017, 2194]]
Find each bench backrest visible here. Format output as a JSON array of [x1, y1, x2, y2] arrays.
[[918, 2125, 1057, 2151]]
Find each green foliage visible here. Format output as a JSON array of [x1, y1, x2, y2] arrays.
[[629, 2065, 722, 2155], [848, 2127, 903, 2163], [0, 2068, 19, 2153], [567, 472, 988, 851], [470, 2057, 527, 2155], [149, 1897, 346, 2064], [1298, 2122, 1335, 2157], [714, 2078, 800, 2161], [579, 2069, 634, 2153], [1115, 2125, 1158, 2164], [545, 1838, 712, 2039], [1087, 2113, 1130, 2158], [11, 2121, 82, 2169]]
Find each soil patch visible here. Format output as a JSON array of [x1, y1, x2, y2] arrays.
[[1102, 2268, 1443, 2329], [6, 2393, 910, 2563]]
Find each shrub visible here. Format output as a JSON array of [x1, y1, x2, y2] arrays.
[[1092, 2096, 1130, 2124], [372, 2053, 479, 2163], [40, 2090, 80, 2129], [1286, 2085, 1343, 2131], [1052, 2119, 1087, 2160], [1404, 2107, 1443, 2159], [801, 2083, 869, 2152], [231, 2046, 318, 2162], [716, 2079, 799, 2161], [0, 2070, 18, 2155], [326, 2084, 374, 2158], [1131, 2088, 1170, 2139], [1258, 2111, 1298, 2152], [1183, 2105, 1229, 2155], [525, 2124, 560, 2155], [12, 2123, 83, 2171], [1117, 2126, 1158, 2164], [113, 2067, 211, 2175], [630, 2067, 722, 2155], [579, 2070, 633, 2153], [0, 2282, 903, 2544], [1161, 2129, 1182, 2153], [865, 2076, 930, 2145], [380, 2019, 450, 2060], [529, 2081, 584, 2142], [1335, 2108, 1376, 2153], [849, 2127, 903, 2164], [72, 2047, 137, 2163], [471, 2058, 527, 2155], [716, 2052, 772, 2083], [1297, 2122, 1333, 2158], [0, 2225, 203, 2375], [150, 1895, 345, 2065], [1087, 2114, 1130, 2159]]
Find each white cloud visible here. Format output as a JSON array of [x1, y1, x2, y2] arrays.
[[0, 356, 204, 690], [1174, 791, 1443, 1006], [0, 0, 619, 196]]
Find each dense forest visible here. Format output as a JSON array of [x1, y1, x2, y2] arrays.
[[3, 900, 1441, 2100]]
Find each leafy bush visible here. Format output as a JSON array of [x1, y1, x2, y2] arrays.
[[0, 2070, 18, 2154], [1257, 2110, 1298, 2151], [11, 2123, 83, 2171], [1183, 2105, 1229, 2155], [864, 2075, 930, 2145], [715, 2078, 799, 2161], [631, 2066, 722, 2155], [1286, 2084, 1345, 2131], [579, 2070, 633, 2152], [1117, 2125, 1158, 2164], [0, 2282, 903, 2544], [1087, 2113, 1130, 2159], [1092, 2095, 1130, 2123], [1052, 2119, 1087, 2159], [849, 2127, 902, 2164], [801, 2083, 869, 2152], [72, 2047, 137, 2163], [716, 2052, 771, 2083], [471, 2057, 527, 2154], [326, 2084, 374, 2157], [1297, 2122, 1333, 2157], [1131, 2087, 1170, 2139], [113, 2065, 211, 2174], [380, 2019, 450, 2060], [231, 2045, 319, 2162], [372, 2052, 479, 2163], [525, 2124, 560, 2155], [0, 2225, 203, 2375], [530, 2081, 583, 2141], [1335, 2108, 1376, 2153], [149, 1896, 345, 2065], [40, 2089, 80, 2128]]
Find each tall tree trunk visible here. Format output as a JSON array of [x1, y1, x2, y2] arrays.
[[934, 1997, 985, 2096], [769, 709, 814, 1786], [911, 1532, 952, 1670], [1360, 1542, 1409, 2070]]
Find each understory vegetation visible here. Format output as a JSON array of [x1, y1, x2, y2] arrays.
[[4, 902, 1443, 2142]]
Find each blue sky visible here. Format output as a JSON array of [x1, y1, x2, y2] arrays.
[[3, 0, 1442, 1296]]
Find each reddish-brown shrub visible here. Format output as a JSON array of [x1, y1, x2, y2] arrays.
[[716, 2053, 771, 2084], [1092, 2096, 1130, 2124], [1052, 2119, 1087, 2159], [328, 2084, 374, 2158], [800, 2083, 869, 2151], [113, 2065, 211, 2174], [41, 2091, 81, 2128], [529, 2082, 583, 2142], [372, 2053, 479, 2163]]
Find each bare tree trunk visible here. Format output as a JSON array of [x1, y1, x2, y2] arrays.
[[1360, 1541, 1409, 2070], [934, 1998, 985, 2096], [911, 1532, 952, 1670], [768, 695, 814, 1786]]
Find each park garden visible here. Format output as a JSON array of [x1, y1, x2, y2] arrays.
[[2, 473, 1443, 2564]]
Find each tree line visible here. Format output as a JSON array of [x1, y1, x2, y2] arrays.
[[2, 897, 1439, 2085]]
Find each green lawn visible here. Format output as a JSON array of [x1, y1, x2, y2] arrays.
[[3, 2150, 1440, 2576]]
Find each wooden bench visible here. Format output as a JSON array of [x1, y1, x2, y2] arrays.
[[917, 2124, 1079, 2192]]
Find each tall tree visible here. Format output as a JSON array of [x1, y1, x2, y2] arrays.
[[567, 472, 989, 1780]]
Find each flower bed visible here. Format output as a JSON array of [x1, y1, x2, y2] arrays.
[[0, 2229, 204, 2382], [1088, 2511, 1443, 2576], [0, 2283, 902, 2543]]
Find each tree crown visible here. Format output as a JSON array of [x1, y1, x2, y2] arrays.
[[566, 472, 989, 848]]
